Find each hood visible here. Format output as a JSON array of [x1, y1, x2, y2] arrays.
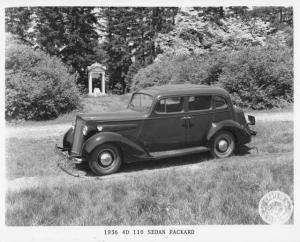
[[77, 109, 148, 122]]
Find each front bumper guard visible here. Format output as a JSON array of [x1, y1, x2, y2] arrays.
[[55, 145, 83, 164]]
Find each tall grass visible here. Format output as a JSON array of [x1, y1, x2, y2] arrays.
[[6, 136, 61, 180], [6, 154, 293, 225], [5, 121, 293, 225]]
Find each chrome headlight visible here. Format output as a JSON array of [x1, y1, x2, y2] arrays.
[[82, 125, 88, 135], [97, 126, 103, 132]]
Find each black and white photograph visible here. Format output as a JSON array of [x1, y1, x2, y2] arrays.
[[1, 0, 299, 241]]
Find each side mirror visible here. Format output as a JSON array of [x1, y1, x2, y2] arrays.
[[247, 115, 255, 125]]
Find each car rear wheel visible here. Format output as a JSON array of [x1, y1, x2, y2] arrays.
[[88, 144, 122, 176], [210, 131, 235, 158]]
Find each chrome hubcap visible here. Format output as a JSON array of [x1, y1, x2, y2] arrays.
[[218, 139, 229, 152], [99, 152, 113, 166]]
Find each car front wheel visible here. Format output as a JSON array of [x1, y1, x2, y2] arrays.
[[210, 131, 235, 158], [88, 144, 122, 176]]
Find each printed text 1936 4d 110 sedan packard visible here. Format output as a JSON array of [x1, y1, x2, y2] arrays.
[[55, 84, 256, 176]]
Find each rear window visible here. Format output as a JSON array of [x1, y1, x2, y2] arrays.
[[215, 96, 228, 109], [155, 97, 184, 113], [188, 95, 212, 111]]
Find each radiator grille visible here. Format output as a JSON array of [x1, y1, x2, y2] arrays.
[[71, 118, 85, 155]]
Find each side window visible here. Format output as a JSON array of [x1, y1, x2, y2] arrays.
[[188, 95, 212, 111], [215, 96, 228, 109], [155, 97, 184, 113], [155, 99, 165, 113]]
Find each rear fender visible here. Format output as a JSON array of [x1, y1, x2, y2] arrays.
[[207, 120, 249, 145], [82, 132, 150, 163]]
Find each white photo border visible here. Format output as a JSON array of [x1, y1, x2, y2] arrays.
[[0, 0, 299, 241]]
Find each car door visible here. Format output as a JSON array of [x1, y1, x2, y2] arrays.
[[212, 95, 232, 122], [139, 96, 188, 152], [185, 95, 214, 147]]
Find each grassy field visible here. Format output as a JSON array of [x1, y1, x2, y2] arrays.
[[5, 121, 293, 225]]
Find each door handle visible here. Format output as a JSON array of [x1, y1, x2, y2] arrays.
[[181, 116, 192, 120], [181, 116, 192, 129], [181, 116, 188, 128]]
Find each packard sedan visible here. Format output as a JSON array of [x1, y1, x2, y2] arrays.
[[56, 84, 256, 176]]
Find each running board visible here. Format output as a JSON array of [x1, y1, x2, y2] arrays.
[[150, 146, 210, 159]]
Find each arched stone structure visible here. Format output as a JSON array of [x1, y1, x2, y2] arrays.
[[87, 63, 107, 96]]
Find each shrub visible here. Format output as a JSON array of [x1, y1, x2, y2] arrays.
[[131, 52, 228, 91], [5, 40, 80, 120], [131, 46, 293, 109], [219, 46, 293, 109], [130, 59, 178, 91]]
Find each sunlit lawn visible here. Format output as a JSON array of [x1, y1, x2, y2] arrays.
[[5, 121, 293, 225]]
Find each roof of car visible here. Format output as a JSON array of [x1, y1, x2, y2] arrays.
[[138, 84, 229, 98]]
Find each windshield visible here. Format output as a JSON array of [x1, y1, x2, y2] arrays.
[[128, 93, 153, 112]]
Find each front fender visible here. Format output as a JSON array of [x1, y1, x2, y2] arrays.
[[82, 132, 150, 163], [207, 120, 251, 145], [63, 127, 74, 150]]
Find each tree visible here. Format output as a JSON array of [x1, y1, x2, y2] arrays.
[[5, 7, 101, 89], [102, 7, 178, 93], [32, 7, 100, 88], [100, 7, 134, 93], [5, 7, 33, 45], [226, 7, 249, 18], [194, 7, 225, 24], [154, 7, 293, 60], [250, 7, 293, 28]]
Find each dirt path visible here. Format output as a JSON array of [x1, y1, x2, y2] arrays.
[[5, 112, 293, 139], [251, 112, 293, 122], [6, 123, 70, 139]]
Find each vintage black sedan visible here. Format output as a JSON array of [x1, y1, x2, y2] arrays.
[[56, 84, 256, 176]]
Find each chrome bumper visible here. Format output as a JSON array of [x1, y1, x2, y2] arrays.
[[54, 144, 83, 164]]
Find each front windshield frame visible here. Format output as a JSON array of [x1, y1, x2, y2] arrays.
[[128, 92, 154, 113]]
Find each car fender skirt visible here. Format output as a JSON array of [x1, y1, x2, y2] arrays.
[[207, 120, 251, 145], [82, 132, 150, 163]]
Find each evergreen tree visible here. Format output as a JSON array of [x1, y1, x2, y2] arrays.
[[5, 7, 33, 45], [101, 7, 133, 93], [33, 7, 100, 87], [250, 7, 293, 28], [6, 7, 101, 89], [102, 7, 178, 93], [195, 7, 225, 24], [226, 7, 249, 18]]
